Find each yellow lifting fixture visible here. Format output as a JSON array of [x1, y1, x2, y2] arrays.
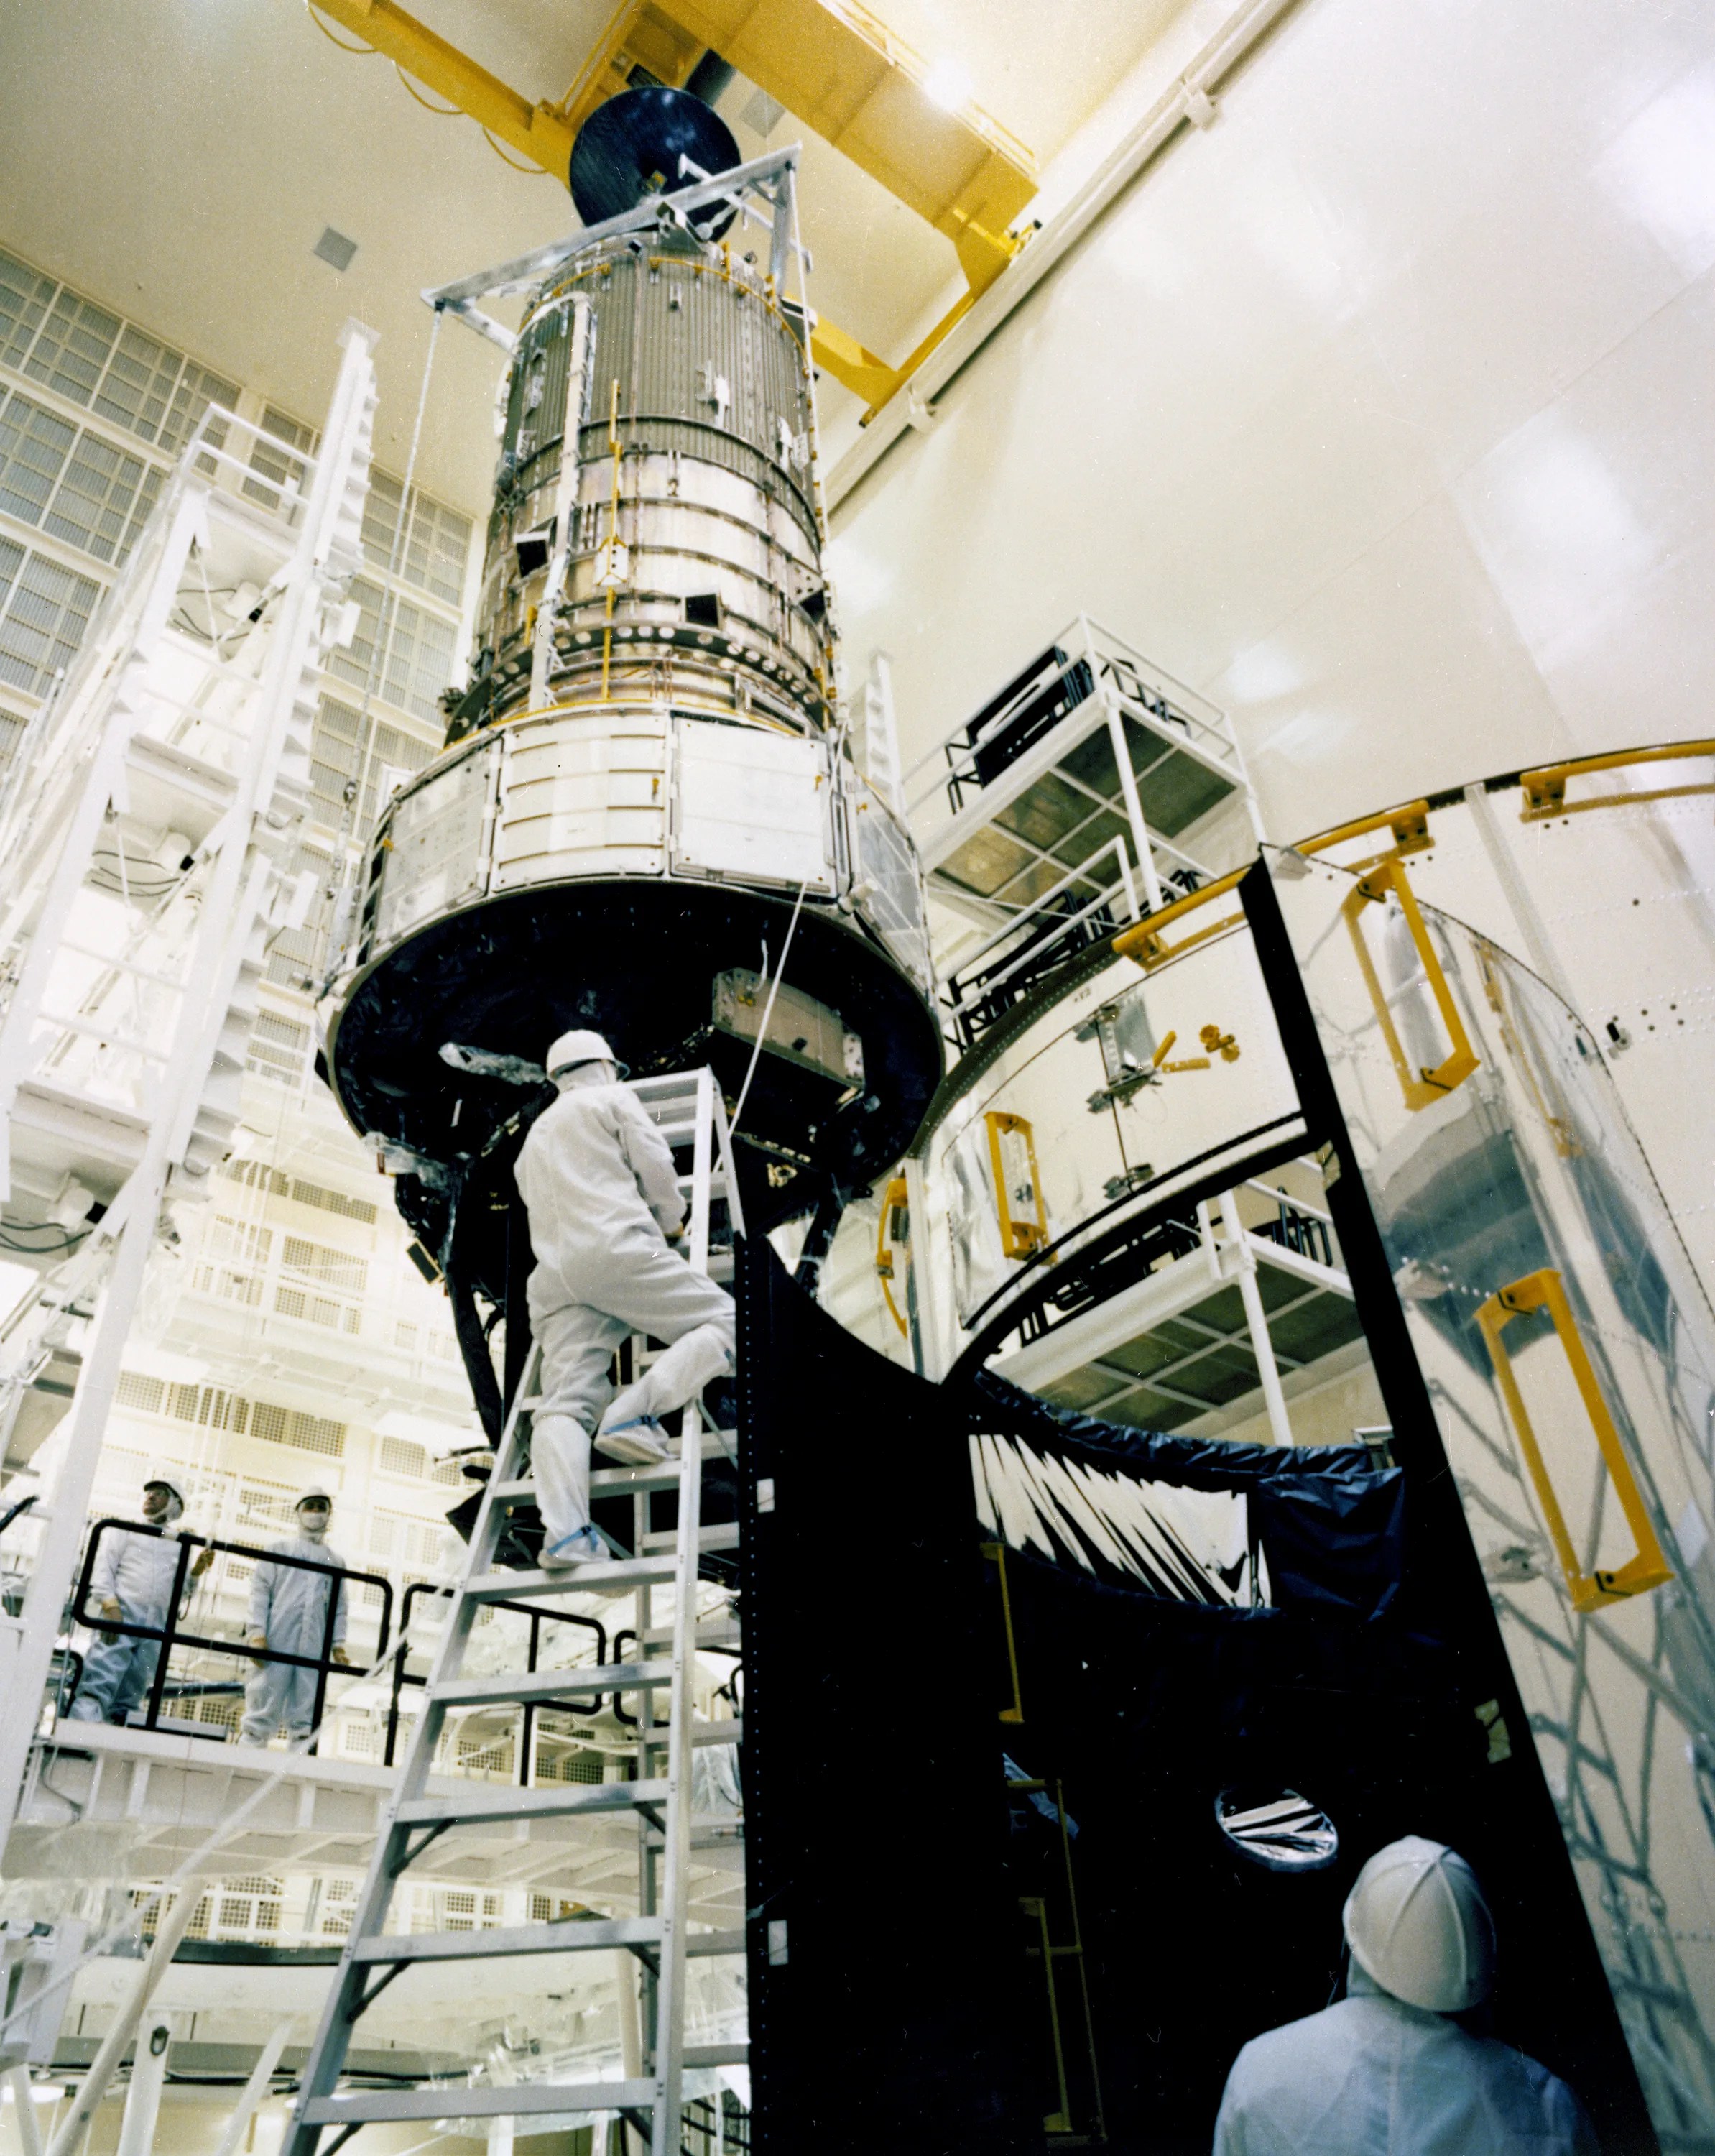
[[305, 0, 1037, 418], [1476, 1268, 1675, 1614]]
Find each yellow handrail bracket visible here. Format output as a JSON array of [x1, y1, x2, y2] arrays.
[[1519, 739, 1715, 821], [1300, 797, 1433, 872], [1111, 867, 1247, 974], [1476, 1267, 1673, 1613], [1341, 854, 1480, 1112]]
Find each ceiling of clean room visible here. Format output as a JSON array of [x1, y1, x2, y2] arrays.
[[0, 0, 1193, 513]]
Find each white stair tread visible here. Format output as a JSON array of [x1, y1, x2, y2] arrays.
[[350, 1918, 745, 1965], [434, 1659, 673, 1708], [396, 1779, 667, 1827], [466, 1555, 676, 1600], [302, 2079, 657, 2124]]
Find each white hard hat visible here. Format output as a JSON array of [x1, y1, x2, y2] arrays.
[[296, 1487, 334, 1510], [142, 1471, 185, 1521], [545, 1029, 627, 1079], [1343, 1836, 1496, 2012]]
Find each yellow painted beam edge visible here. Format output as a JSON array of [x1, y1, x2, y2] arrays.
[[312, 0, 575, 175], [309, 0, 905, 405]]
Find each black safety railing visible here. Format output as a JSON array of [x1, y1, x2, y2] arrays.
[[942, 645, 1096, 814], [70, 1519, 393, 1753], [946, 895, 1125, 1049], [1254, 1199, 1335, 1270], [384, 1579, 607, 1782]]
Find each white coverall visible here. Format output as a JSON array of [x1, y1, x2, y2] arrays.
[[1211, 1964, 1597, 2156], [68, 1526, 193, 1723], [514, 1069, 735, 1545], [240, 1534, 350, 1744]]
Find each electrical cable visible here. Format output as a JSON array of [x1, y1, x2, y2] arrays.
[[0, 1227, 89, 1253], [483, 127, 553, 175], [395, 66, 464, 116], [304, 1, 375, 55], [729, 876, 810, 1141]]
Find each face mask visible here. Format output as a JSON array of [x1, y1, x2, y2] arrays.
[[300, 1512, 330, 1541]]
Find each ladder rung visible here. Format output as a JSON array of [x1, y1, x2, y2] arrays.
[[435, 1660, 673, 1708], [489, 1432, 734, 1509], [465, 1555, 676, 1601], [685, 2044, 749, 2069], [643, 1815, 745, 1850], [639, 1524, 740, 1554], [301, 2079, 657, 2126], [395, 1779, 667, 1828], [348, 1919, 744, 1966], [642, 1619, 741, 1648], [632, 1720, 742, 1749]]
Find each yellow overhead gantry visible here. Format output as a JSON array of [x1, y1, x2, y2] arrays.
[[306, 0, 1037, 418]]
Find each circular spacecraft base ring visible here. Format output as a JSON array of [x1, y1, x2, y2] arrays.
[[570, 86, 741, 237], [327, 876, 943, 1191]]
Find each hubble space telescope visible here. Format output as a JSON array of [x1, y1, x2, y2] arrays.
[[320, 88, 943, 1365]]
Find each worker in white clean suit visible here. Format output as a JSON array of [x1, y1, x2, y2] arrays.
[[68, 1473, 213, 1723], [239, 1488, 351, 1746], [1213, 1836, 1596, 2155], [514, 1030, 735, 1570]]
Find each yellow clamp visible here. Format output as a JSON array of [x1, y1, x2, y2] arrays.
[[1476, 1267, 1674, 1614], [1341, 854, 1479, 1112]]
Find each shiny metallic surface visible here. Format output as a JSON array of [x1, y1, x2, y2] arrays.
[[461, 232, 830, 739]]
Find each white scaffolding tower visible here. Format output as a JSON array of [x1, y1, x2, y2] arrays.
[[0, 321, 379, 1838]]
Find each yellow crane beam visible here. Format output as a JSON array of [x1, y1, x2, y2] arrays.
[[650, 0, 1037, 290], [305, 0, 1036, 416], [310, 0, 577, 178]]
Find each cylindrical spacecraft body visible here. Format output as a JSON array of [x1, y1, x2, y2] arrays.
[[325, 211, 940, 1294], [458, 229, 832, 738]]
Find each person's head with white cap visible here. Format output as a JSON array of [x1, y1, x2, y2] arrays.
[[296, 1487, 335, 1543], [1342, 1835, 1497, 2013], [141, 1473, 186, 1526], [545, 1029, 627, 1092]]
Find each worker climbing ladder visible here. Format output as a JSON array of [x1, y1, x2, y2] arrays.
[[282, 1067, 745, 2156]]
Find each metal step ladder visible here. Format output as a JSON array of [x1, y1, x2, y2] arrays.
[[282, 1067, 746, 2156]]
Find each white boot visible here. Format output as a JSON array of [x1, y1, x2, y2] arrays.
[[597, 1324, 733, 1445], [530, 1413, 593, 1543]]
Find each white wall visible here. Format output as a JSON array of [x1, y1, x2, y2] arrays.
[[828, 0, 1715, 844]]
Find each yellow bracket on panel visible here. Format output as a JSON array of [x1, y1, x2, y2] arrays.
[[1476, 1268, 1674, 1613], [1341, 853, 1479, 1112], [875, 1173, 910, 1339], [986, 1110, 1048, 1261], [1517, 740, 1715, 821]]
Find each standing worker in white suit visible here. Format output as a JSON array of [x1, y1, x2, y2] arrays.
[[1212, 1836, 1597, 2155], [239, 1488, 351, 1746], [514, 1030, 736, 1570], [68, 1472, 213, 1723]]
